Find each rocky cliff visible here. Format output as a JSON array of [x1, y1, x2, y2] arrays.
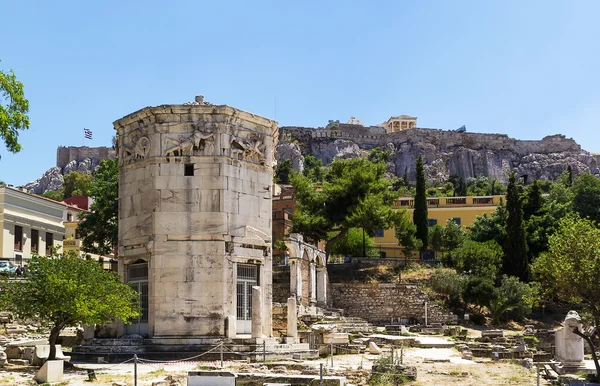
[[277, 124, 600, 184], [23, 146, 115, 194]]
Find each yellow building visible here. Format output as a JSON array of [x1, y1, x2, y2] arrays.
[[63, 205, 116, 270], [373, 195, 504, 259]]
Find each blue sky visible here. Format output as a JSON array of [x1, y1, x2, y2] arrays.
[[1, 0, 600, 186]]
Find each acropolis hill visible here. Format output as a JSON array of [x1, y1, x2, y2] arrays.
[[277, 116, 599, 184]]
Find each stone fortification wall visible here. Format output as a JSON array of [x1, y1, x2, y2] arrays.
[[277, 125, 593, 184], [330, 283, 457, 325], [280, 127, 580, 156], [56, 146, 116, 170]]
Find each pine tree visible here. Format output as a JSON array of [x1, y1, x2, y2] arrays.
[[503, 172, 529, 281], [413, 154, 429, 251]]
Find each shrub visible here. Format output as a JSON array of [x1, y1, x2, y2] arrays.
[[462, 276, 496, 310], [430, 269, 467, 308]]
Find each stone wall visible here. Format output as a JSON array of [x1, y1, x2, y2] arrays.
[[56, 146, 116, 170], [330, 283, 457, 325], [277, 125, 597, 184]]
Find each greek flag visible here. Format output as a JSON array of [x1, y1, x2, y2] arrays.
[[84, 128, 93, 140]]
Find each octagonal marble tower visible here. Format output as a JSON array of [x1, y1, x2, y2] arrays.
[[114, 96, 277, 339]]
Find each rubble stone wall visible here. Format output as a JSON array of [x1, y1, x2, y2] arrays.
[[330, 283, 457, 325], [56, 146, 116, 170]]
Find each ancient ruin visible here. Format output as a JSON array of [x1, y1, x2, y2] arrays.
[[277, 120, 600, 183], [112, 96, 278, 340]]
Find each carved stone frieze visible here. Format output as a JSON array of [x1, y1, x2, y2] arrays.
[[121, 135, 151, 165], [230, 133, 266, 164], [164, 129, 215, 160]]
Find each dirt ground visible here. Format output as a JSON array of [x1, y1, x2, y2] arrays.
[[0, 342, 553, 385]]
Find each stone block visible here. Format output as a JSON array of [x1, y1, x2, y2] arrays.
[[481, 330, 504, 338], [369, 342, 382, 355], [5, 346, 22, 359], [188, 371, 237, 386], [8, 359, 29, 365], [323, 333, 349, 344], [34, 360, 64, 383]]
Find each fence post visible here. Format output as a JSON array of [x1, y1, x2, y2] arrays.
[[320, 363, 323, 386], [263, 341, 266, 362], [220, 342, 224, 368], [391, 345, 394, 363], [400, 346, 403, 364], [134, 354, 138, 386], [330, 343, 333, 367]]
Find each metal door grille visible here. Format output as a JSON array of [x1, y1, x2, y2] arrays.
[[236, 264, 257, 321]]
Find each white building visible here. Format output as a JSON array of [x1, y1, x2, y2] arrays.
[[0, 186, 65, 266]]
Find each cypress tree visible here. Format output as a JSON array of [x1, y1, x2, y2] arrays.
[[567, 165, 574, 187], [413, 154, 429, 251], [503, 172, 529, 281], [523, 179, 542, 220]]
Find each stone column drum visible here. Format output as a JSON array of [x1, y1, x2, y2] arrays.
[[114, 97, 278, 339]]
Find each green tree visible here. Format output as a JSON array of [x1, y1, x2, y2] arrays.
[[495, 275, 535, 320], [429, 224, 444, 257], [567, 165, 573, 186], [413, 155, 428, 250], [462, 276, 496, 311], [572, 173, 600, 223], [442, 219, 466, 252], [503, 172, 529, 281], [448, 239, 503, 279], [0, 180, 5, 187], [330, 228, 378, 258], [0, 251, 140, 360], [468, 205, 508, 246], [532, 216, 600, 327], [274, 159, 293, 185], [449, 174, 467, 196], [77, 159, 118, 255], [368, 148, 390, 163], [394, 212, 423, 259], [302, 155, 325, 182], [63, 171, 93, 198], [42, 190, 64, 201], [292, 158, 401, 262], [0, 62, 30, 153], [523, 179, 542, 220]]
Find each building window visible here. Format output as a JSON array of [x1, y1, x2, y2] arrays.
[[67, 213, 73, 221], [31, 230, 39, 253], [14, 226, 23, 251], [46, 232, 54, 255], [427, 219, 438, 227], [421, 250, 436, 261], [184, 163, 194, 176], [450, 217, 461, 226], [14, 254, 22, 266], [374, 229, 385, 237], [379, 251, 387, 258]]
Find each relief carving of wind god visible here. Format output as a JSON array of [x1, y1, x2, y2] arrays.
[[164, 129, 215, 159], [230, 133, 266, 165], [121, 134, 152, 165]]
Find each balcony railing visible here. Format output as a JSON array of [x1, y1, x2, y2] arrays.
[[445, 197, 467, 205], [473, 197, 494, 205]]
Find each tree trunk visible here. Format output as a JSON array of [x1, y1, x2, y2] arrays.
[[572, 327, 600, 380], [48, 325, 62, 361], [325, 229, 349, 264]]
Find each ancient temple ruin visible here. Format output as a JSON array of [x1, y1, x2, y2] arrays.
[[114, 96, 278, 340]]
